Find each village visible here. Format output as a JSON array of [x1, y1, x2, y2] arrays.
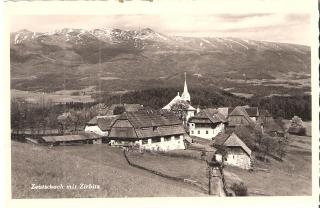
[[11, 72, 310, 197]]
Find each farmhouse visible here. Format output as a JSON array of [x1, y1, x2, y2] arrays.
[[228, 106, 254, 127], [188, 109, 227, 140], [108, 111, 186, 151], [162, 72, 196, 121], [84, 115, 119, 136], [213, 133, 252, 169], [41, 133, 103, 146]]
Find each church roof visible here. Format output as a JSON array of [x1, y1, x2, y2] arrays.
[[162, 93, 182, 110], [181, 72, 190, 102]]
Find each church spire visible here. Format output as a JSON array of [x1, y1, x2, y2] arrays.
[[181, 72, 191, 102]]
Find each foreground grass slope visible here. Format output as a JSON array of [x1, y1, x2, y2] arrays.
[[11, 141, 205, 198]]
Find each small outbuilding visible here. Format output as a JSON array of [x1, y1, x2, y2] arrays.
[[213, 132, 252, 170]]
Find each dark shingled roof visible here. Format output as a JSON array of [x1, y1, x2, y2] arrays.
[[125, 111, 182, 128], [189, 109, 227, 124], [228, 106, 254, 125], [109, 111, 185, 139], [87, 115, 119, 131], [213, 133, 252, 156], [135, 125, 185, 138]]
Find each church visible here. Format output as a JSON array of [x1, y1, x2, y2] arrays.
[[162, 73, 196, 121]]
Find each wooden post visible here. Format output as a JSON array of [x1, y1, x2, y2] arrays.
[[208, 167, 212, 195]]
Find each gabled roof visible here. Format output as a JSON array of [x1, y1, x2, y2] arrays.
[[229, 106, 254, 125], [189, 109, 227, 124], [87, 115, 119, 131], [125, 111, 182, 128], [135, 125, 185, 138], [42, 132, 102, 142], [162, 94, 182, 110], [162, 94, 196, 111], [213, 133, 230, 146], [216, 107, 235, 118], [109, 111, 186, 139], [224, 133, 252, 156], [214, 133, 251, 156], [244, 107, 259, 117]]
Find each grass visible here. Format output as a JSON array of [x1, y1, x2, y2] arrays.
[[11, 89, 94, 104], [11, 141, 205, 198], [223, 127, 312, 196], [127, 151, 209, 188]]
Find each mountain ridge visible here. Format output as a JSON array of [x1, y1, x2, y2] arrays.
[[10, 27, 311, 96]]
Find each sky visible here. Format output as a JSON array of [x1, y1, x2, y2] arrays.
[[10, 0, 311, 45]]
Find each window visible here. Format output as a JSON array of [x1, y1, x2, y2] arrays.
[[152, 137, 161, 143], [206, 130, 208, 134], [153, 126, 157, 131], [191, 130, 194, 135], [142, 140, 148, 144], [198, 130, 200, 134]]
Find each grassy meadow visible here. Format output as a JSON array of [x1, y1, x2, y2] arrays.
[[11, 141, 205, 198]]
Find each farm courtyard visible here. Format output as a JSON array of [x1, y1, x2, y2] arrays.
[[11, 120, 311, 198]]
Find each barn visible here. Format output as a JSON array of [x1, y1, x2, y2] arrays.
[[188, 109, 227, 140], [213, 132, 252, 170], [108, 111, 187, 151], [228, 106, 254, 127], [85, 115, 119, 136]]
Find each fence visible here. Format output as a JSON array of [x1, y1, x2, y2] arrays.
[[123, 150, 209, 194]]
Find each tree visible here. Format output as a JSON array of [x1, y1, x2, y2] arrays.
[[290, 116, 304, 128], [276, 136, 289, 160], [113, 106, 126, 115], [170, 100, 189, 122]]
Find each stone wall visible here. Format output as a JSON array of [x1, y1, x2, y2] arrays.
[[225, 150, 251, 170]]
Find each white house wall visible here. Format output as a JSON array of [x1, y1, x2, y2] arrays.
[[110, 135, 185, 151], [84, 125, 108, 136], [140, 135, 185, 151], [189, 123, 225, 140]]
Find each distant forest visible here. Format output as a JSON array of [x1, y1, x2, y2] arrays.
[[90, 87, 311, 121]]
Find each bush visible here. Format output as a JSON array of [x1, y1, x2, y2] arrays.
[[230, 182, 248, 196]]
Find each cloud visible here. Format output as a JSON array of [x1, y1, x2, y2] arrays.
[[10, 13, 310, 45]]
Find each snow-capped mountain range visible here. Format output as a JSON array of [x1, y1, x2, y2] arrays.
[[10, 27, 310, 94]]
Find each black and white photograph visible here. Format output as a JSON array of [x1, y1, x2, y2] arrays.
[[3, 0, 318, 204]]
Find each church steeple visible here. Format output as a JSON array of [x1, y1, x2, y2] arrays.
[[181, 72, 191, 102]]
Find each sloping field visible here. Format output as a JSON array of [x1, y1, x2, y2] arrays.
[[127, 151, 209, 188], [11, 141, 205, 198], [224, 123, 312, 196]]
